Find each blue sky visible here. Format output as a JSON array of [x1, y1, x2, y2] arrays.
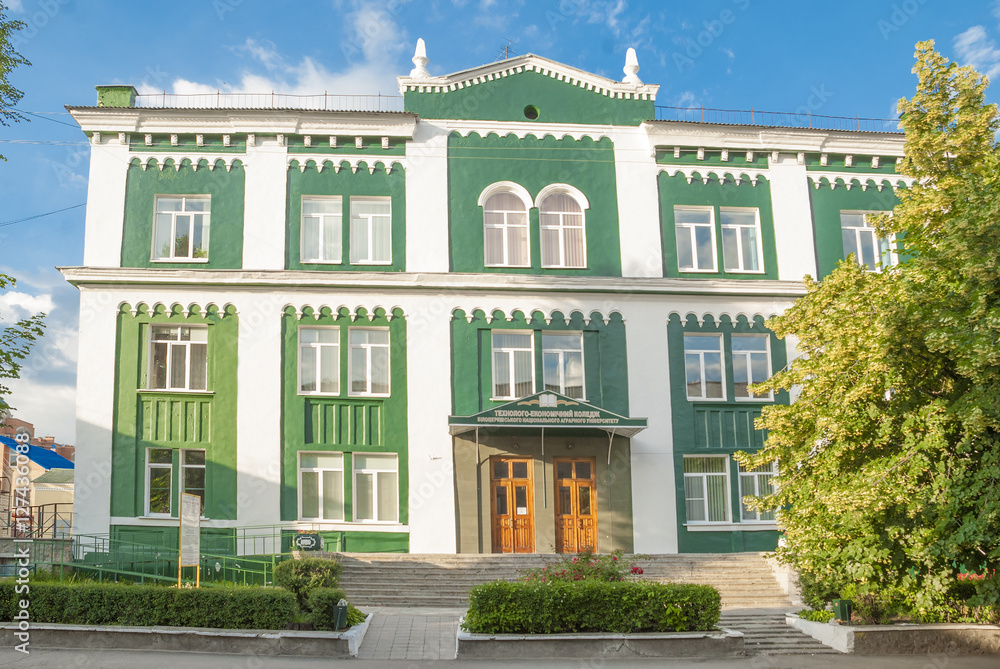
[[0, 0, 998, 443]]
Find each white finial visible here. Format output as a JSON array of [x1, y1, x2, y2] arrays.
[[622, 47, 642, 85], [410, 38, 430, 78]]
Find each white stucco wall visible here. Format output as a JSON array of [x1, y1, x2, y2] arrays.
[[242, 138, 289, 270], [81, 138, 130, 267]]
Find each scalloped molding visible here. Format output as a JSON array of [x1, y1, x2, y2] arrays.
[[450, 307, 623, 327], [807, 173, 912, 191], [119, 301, 238, 318], [130, 155, 243, 172], [285, 304, 406, 321], [657, 165, 769, 186], [449, 124, 614, 142], [287, 156, 406, 174], [668, 310, 777, 327]]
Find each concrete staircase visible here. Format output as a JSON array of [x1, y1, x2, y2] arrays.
[[721, 610, 842, 655], [332, 552, 794, 609]]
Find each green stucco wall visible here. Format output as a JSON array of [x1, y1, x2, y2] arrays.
[[405, 70, 653, 125], [658, 173, 778, 280], [667, 313, 786, 553], [810, 184, 900, 278], [450, 309, 629, 417], [285, 162, 406, 271], [448, 132, 622, 276], [280, 306, 409, 535], [120, 160, 245, 269], [111, 303, 239, 520]]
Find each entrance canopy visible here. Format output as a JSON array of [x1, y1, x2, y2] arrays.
[[448, 391, 647, 438]]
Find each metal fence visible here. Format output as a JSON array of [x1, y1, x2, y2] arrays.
[[134, 92, 405, 113], [654, 105, 902, 133]]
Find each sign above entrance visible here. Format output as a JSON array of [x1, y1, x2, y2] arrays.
[[448, 391, 647, 438]]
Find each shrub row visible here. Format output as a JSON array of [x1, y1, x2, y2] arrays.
[[0, 582, 295, 630], [463, 580, 721, 634]]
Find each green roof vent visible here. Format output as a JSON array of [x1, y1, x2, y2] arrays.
[[95, 85, 138, 108]]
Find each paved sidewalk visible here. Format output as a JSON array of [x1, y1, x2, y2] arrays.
[[356, 606, 465, 661]]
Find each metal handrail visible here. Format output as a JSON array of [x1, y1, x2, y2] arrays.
[[654, 105, 902, 133], [134, 91, 405, 112]]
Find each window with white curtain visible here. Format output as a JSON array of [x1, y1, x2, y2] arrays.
[[684, 456, 730, 523], [299, 452, 345, 521], [675, 206, 716, 272], [298, 327, 340, 394], [149, 326, 208, 391], [739, 461, 777, 522], [492, 331, 534, 399], [731, 334, 772, 400], [542, 332, 584, 398], [349, 328, 390, 395], [152, 195, 210, 261], [353, 453, 398, 522], [301, 196, 342, 263], [539, 193, 586, 268], [840, 211, 894, 271], [350, 197, 392, 264], [683, 334, 724, 400], [484, 192, 530, 267], [720, 208, 763, 273]]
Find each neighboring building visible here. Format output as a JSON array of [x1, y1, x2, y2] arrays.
[[62, 45, 908, 555], [1, 417, 76, 465]]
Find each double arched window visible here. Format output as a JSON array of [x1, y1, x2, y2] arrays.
[[478, 182, 589, 269]]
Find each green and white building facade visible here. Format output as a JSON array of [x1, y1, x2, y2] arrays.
[[64, 45, 909, 555]]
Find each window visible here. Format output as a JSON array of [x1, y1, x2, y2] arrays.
[[492, 332, 534, 399], [301, 196, 342, 263], [484, 192, 530, 267], [149, 326, 208, 391], [732, 335, 772, 400], [299, 327, 340, 394], [675, 207, 716, 272], [542, 333, 584, 399], [739, 461, 777, 522], [684, 334, 724, 400], [720, 208, 763, 273], [353, 453, 398, 522], [539, 193, 586, 268], [299, 452, 344, 521], [349, 328, 390, 396], [684, 456, 730, 523], [146, 448, 205, 516], [152, 195, 210, 261], [349, 197, 391, 264], [146, 448, 173, 516], [841, 211, 894, 271], [182, 449, 206, 515]]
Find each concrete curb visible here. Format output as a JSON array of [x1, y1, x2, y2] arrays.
[[456, 623, 745, 659], [787, 613, 1000, 655], [0, 613, 373, 658]]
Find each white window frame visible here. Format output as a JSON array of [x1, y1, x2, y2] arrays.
[[739, 461, 778, 523], [541, 331, 585, 399], [298, 326, 341, 395], [731, 334, 774, 402], [352, 452, 399, 523], [840, 210, 896, 271], [298, 451, 345, 521], [491, 331, 535, 400], [683, 333, 726, 401], [145, 447, 173, 517], [181, 449, 206, 517], [348, 327, 390, 397], [683, 455, 731, 524], [300, 195, 343, 264], [147, 325, 209, 392], [349, 196, 392, 265], [480, 182, 532, 268], [536, 184, 589, 269], [674, 206, 717, 273], [151, 195, 210, 262], [720, 207, 765, 274]]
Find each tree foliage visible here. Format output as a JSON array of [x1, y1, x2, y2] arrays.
[[0, 2, 29, 162], [0, 274, 45, 421], [739, 41, 1000, 608]]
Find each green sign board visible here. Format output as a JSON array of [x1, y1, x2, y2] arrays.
[[448, 391, 647, 437]]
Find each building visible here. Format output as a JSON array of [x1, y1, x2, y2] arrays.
[[62, 44, 908, 556]]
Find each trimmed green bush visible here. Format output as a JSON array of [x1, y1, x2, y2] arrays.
[[463, 580, 721, 634], [798, 609, 835, 623], [0, 582, 295, 630], [272, 557, 343, 610]]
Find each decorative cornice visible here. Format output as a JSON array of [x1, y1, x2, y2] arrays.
[[445, 119, 617, 142], [287, 156, 405, 174], [657, 165, 769, 186], [397, 53, 659, 101], [450, 307, 622, 327], [129, 155, 243, 171], [807, 173, 912, 191], [668, 310, 777, 328], [285, 304, 405, 321]]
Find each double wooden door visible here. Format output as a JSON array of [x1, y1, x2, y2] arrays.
[[490, 457, 535, 553], [554, 458, 598, 553]]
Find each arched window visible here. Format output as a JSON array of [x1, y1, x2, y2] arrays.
[[536, 185, 588, 268], [480, 182, 531, 267]]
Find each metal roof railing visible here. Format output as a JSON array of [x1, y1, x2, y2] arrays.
[[134, 91, 405, 112], [654, 105, 902, 133]]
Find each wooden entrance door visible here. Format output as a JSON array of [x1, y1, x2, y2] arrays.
[[554, 458, 598, 553], [490, 457, 535, 553]]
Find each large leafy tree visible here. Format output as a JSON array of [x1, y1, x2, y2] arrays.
[[0, 4, 43, 422], [741, 41, 1000, 607]]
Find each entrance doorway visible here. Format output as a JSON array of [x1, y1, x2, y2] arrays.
[[490, 457, 534, 553], [554, 458, 598, 553]]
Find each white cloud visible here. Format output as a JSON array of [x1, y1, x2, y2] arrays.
[[472, 0, 524, 31], [721, 47, 735, 60], [675, 90, 698, 108], [993, 0, 1000, 22], [953, 25, 1000, 80], [0, 290, 53, 323], [5, 0, 24, 12]]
